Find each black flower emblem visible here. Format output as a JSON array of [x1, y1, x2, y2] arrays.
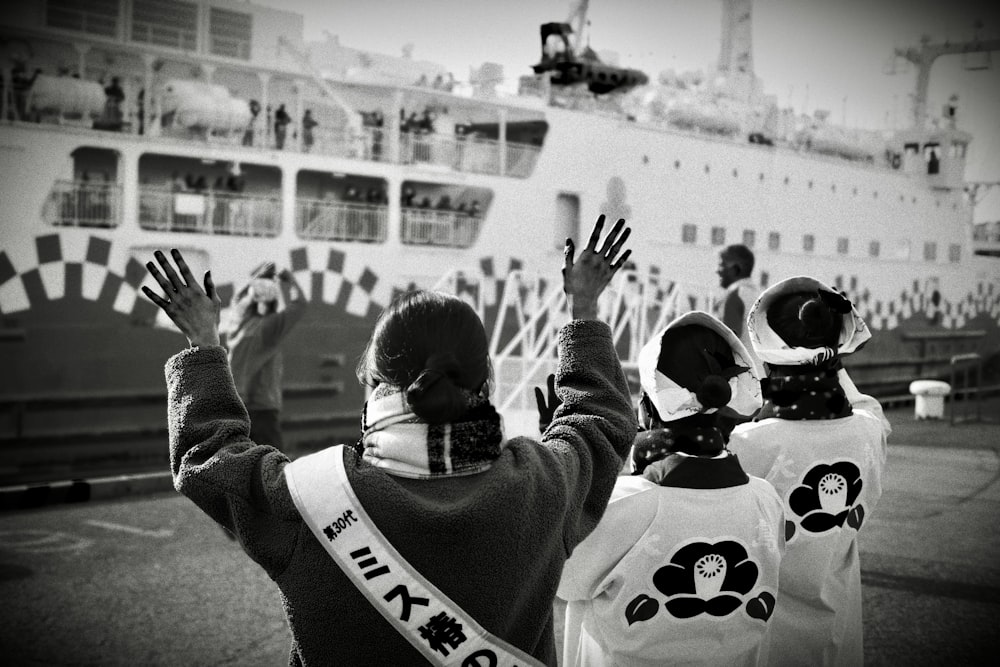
[[650, 540, 759, 619], [788, 461, 864, 534]]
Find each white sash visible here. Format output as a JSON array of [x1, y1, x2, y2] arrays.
[[285, 445, 544, 667]]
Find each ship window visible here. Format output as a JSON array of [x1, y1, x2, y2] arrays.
[[297, 172, 388, 243], [831, 184, 836, 193], [807, 180, 813, 189], [137, 154, 281, 237], [46, 0, 119, 37], [44, 147, 121, 228], [758, 172, 764, 182], [711, 226, 726, 246], [400, 181, 493, 248], [869, 240, 880, 258], [803, 234, 815, 253], [783, 176, 790, 185], [209, 8, 252, 60], [674, 160, 681, 169], [742, 230, 756, 248], [45, 176, 121, 228], [923, 242, 937, 262], [732, 168, 738, 178], [767, 232, 780, 251], [837, 237, 849, 255], [131, 0, 198, 51], [893, 239, 911, 261], [682, 224, 697, 244], [948, 243, 961, 263], [704, 164, 710, 174]]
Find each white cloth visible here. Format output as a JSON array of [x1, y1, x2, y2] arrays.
[[728, 410, 887, 667], [557, 467, 785, 667], [747, 276, 871, 366], [637, 311, 762, 422]]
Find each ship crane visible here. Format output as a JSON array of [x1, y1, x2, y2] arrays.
[[893, 31, 1000, 128], [276, 36, 362, 137]]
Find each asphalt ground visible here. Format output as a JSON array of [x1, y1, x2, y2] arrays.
[[0, 402, 997, 665]]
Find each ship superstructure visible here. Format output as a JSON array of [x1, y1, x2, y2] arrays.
[[0, 0, 998, 474]]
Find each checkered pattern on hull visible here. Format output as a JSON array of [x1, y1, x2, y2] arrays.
[[0, 235, 387, 322]]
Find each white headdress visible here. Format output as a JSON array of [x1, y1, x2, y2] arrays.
[[747, 276, 871, 366], [638, 311, 762, 422]]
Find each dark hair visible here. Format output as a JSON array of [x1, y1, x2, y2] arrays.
[[766, 290, 845, 349], [357, 291, 490, 423], [645, 325, 738, 426], [721, 244, 755, 276]]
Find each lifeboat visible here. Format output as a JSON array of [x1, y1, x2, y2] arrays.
[[159, 79, 251, 131], [666, 102, 742, 136], [30, 75, 105, 118]]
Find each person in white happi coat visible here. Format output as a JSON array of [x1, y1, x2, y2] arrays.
[[556, 311, 786, 667], [729, 276, 890, 667]]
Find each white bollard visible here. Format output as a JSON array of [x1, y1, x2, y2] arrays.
[[908, 380, 951, 420]]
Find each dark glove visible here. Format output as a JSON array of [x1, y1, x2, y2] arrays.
[[533, 373, 562, 435]]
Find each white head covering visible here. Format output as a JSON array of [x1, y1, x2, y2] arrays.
[[638, 311, 762, 422], [248, 278, 280, 304], [747, 276, 871, 366]]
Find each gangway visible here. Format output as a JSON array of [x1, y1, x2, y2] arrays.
[[435, 267, 686, 436]]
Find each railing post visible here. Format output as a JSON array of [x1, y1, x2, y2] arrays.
[[497, 107, 507, 176]]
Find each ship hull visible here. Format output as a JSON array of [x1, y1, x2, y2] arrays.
[[2, 105, 998, 481]]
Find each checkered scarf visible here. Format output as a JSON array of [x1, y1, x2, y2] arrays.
[[357, 385, 505, 479]]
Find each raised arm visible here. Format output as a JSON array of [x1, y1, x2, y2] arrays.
[[144, 250, 300, 572], [260, 268, 307, 345], [544, 216, 637, 552]]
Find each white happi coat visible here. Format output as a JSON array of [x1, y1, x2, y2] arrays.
[[558, 453, 785, 666], [728, 407, 887, 667]]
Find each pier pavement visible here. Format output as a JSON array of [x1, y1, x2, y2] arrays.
[[0, 405, 997, 665]]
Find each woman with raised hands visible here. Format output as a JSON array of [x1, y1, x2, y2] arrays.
[[142, 214, 637, 667], [727, 276, 889, 667]]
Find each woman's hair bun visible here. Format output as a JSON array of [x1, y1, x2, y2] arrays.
[[696, 374, 732, 409], [798, 296, 833, 337], [405, 352, 467, 423]]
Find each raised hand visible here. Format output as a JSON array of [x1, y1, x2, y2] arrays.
[[143, 249, 222, 348], [562, 214, 632, 320], [533, 373, 562, 435]]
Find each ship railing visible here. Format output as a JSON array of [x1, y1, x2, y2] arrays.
[[301, 125, 383, 161], [431, 267, 683, 435], [399, 132, 537, 177], [504, 142, 542, 178], [138, 187, 280, 236], [400, 208, 482, 248], [44, 179, 121, 228], [295, 198, 388, 243]]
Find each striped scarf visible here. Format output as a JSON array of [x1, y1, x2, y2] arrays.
[[358, 385, 505, 479]]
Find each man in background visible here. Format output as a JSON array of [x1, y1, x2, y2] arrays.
[[716, 244, 762, 377]]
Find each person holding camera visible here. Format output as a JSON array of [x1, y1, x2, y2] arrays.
[[222, 262, 306, 450]]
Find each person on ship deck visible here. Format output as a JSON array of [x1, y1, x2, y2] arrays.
[[141, 215, 637, 665]]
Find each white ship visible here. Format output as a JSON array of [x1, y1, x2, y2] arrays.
[[1, 0, 998, 478]]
